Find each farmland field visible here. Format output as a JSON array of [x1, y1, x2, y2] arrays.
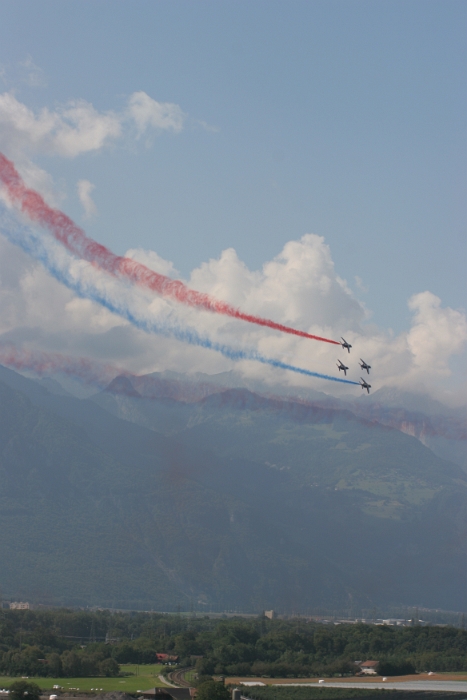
[[0, 664, 168, 693]]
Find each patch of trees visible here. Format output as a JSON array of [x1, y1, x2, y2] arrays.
[[0, 645, 119, 678], [192, 620, 467, 677], [8, 681, 41, 700], [0, 609, 466, 679], [195, 681, 230, 700], [377, 658, 416, 677]]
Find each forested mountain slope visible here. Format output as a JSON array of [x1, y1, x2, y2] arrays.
[[0, 365, 466, 612]]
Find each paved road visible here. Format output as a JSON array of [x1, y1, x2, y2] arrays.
[[159, 674, 178, 688], [273, 681, 467, 693]]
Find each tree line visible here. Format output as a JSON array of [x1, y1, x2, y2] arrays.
[[0, 609, 466, 678]]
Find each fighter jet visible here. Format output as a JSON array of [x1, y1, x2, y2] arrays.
[[336, 359, 349, 376], [341, 337, 352, 353], [360, 377, 371, 394], [359, 358, 371, 374]]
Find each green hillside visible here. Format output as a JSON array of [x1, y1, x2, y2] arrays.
[[0, 367, 466, 612]]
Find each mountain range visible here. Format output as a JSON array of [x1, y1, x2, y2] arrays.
[[0, 364, 466, 613]]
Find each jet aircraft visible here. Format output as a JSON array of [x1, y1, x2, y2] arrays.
[[341, 337, 352, 353], [360, 377, 371, 394], [336, 359, 349, 376], [359, 358, 371, 374]]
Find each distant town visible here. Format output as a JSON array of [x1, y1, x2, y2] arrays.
[[2, 602, 463, 629]]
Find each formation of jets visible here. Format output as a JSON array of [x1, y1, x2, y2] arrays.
[[336, 359, 349, 376], [359, 377, 371, 394], [341, 337, 352, 353], [335, 339, 372, 393], [359, 358, 371, 374]]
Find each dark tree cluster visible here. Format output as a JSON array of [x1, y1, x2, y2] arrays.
[[0, 645, 119, 679], [0, 609, 466, 679], [192, 620, 467, 677]]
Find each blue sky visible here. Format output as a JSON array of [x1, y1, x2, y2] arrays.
[[0, 0, 465, 402], [1, 0, 465, 329]]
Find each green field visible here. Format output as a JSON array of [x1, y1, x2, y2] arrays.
[[0, 664, 169, 693], [183, 671, 198, 683]]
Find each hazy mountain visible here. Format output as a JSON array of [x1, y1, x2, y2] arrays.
[[36, 376, 74, 397], [0, 364, 466, 613], [364, 386, 467, 418], [89, 369, 467, 470], [151, 368, 341, 403]]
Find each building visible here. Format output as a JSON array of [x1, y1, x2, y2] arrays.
[[264, 610, 275, 620], [10, 602, 30, 610], [155, 653, 180, 664], [359, 660, 379, 675], [382, 619, 408, 626], [141, 689, 194, 700]]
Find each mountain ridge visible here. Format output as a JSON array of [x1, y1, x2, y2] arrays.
[[92, 370, 467, 469], [0, 364, 466, 612]]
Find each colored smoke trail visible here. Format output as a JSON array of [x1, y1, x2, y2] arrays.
[[351, 404, 467, 443], [0, 152, 340, 346], [1, 344, 464, 444], [0, 205, 359, 387], [0, 343, 124, 389], [0, 343, 227, 401], [0, 343, 226, 402]]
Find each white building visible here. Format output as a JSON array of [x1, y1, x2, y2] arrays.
[[360, 660, 379, 675]]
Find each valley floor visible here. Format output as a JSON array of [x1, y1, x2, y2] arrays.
[[0, 664, 168, 693], [226, 673, 467, 686]]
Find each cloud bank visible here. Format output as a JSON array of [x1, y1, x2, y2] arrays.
[[0, 90, 186, 204], [0, 91, 184, 160], [0, 86, 464, 407], [0, 219, 465, 406], [0, 205, 361, 388]]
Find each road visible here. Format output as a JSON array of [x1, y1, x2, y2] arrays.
[[272, 681, 467, 693], [159, 674, 178, 688]]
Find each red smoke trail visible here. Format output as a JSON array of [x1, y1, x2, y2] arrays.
[[1, 344, 465, 442], [0, 152, 339, 346], [0, 343, 225, 401], [196, 390, 467, 441], [0, 344, 125, 389], [349, 403, 467, 442]]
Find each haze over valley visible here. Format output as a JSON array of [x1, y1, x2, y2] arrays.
[[0, 0, 465, 619]]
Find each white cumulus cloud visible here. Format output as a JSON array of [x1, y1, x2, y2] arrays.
[[1, 223, 465, 407], [125, 247, 179, 278], [0, 92, 122, 158], [189, 234, 365, 331], [128, 91, 185, 134], [406, 291, 467, 375], [77, 180, 97, 218], [0, 90, 188, 209], [0, 90, 185, 163], [18, 56, 47, 88]]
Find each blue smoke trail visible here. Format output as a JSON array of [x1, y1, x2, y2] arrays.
[[0, 205, 359, 386]]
